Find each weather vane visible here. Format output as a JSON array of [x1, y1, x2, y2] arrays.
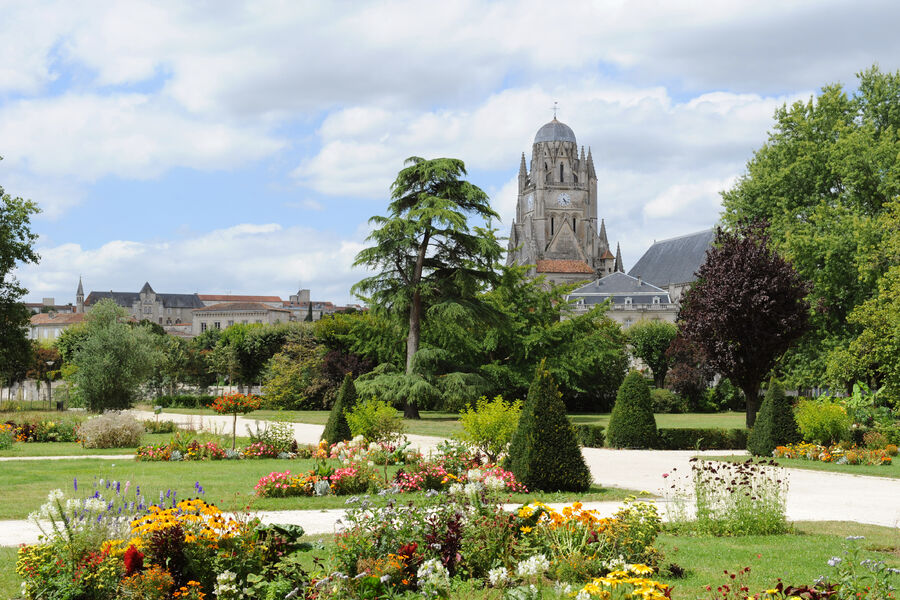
[[552, 101, 559, 119]]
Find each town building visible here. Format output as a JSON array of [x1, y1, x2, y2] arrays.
[[28, 312, 86, 341], [192, 302, 291, 333], [564, 272, 678, 328], [628, 229, 715, 304], [506, 116, 622, 285]]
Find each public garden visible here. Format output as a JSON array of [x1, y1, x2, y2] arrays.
[[2, 67, 900, 599]]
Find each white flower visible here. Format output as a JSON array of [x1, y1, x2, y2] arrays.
[[576, 591, 591, 600], [83, 497, 106, 512], [483, 475, 505, 491], [515, 554, 550, 578], [463, 482, 483, 496], [487, 567, 509, 587], [448, 483, 464, 495], [47, 489, 65, 503], [466, 469, 483, 482], [417, 558, 450, 591]]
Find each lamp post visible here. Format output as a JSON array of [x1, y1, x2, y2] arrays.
[[45, 360, 55, 410]]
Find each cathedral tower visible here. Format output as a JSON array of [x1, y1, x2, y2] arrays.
[[507, 117, 619, 285]]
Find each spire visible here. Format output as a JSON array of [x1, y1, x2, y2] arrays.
[[76, 276, 84, 296], [518, 152, 527, 178], [615, 243, 623, 273], [599, 218, 609, 248], [587, 146, 595, 177], [139, 282, 154, 295], [580, 146, 585, 161], [76, 276, 85, 313]]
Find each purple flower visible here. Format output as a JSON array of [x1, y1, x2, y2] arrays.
[[73, 477, 78, 491]]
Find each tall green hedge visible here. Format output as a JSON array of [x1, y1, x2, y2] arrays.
[[321, 374, 355, 445], [606, 371, 658, 448], [748, 379, 800, 456], [505, 362, 591, 492]]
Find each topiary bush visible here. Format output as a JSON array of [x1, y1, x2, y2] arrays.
[[79, 411, 144, 448], [607, 371, 658, 448], [321, 374, 356, 445], [747, 379, 801, 456], [650, 388, 688, 413], [504, 361, 591, 492]]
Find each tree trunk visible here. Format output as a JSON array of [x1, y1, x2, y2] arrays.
[[743, 382, 761, 428], [404, 288, 422, 420]]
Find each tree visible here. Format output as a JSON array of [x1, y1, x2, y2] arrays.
[[72, 299, 161, 411], [321, 373, 356, 445], [721, 66, 900, 388], [0, 172, 40, 390], [352, 157, 502, 418], [606, 371, 658, 448], [664, 332, 714, 410], [678, 224, 810, 427], [627, 320, 678, 388], [747, 379, 800, 457], [27, 344, 61, 408], [504, 361, 591, 492]]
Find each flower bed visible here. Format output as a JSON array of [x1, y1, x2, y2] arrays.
[[774, 442, 897, 465], [3, 419, 79, 443]]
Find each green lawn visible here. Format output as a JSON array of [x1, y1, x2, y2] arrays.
[[570, 411, 747, 430], [706, 454, 900, 479], [0, 457, 637, 521], [0, 432, 253, 458]]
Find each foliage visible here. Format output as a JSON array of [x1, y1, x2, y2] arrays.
[[505, 362, 591, 492], [572, 424, 605, 448], [210, 392, 261, 450], [665, 332, 715, 410], [153, 394, 215, 409], [747, 380, 801, 456], [774, 442, 894, 466], [607, 372, 658, 448], [245, 420, 296, 454], [0, 174, 40, 391], [4, 418, 80, 443], [708, 378, 746, 412], [321, 373, 355, 445], [650, 388, 688, 413], [345, 399, 405, 443], [678, 223, 810, 427], [71, 299, 161, 412], [722, 67, 900, 390], [795, 398, 852, 445], [262, 339, 326, 410], [653, 428, 748, 450], [352, 156, 503, 418], [668, 459, 789, 536], [457, 395, 522, 462], [628, 320, 678, 387], [78, 411, 145, 448]]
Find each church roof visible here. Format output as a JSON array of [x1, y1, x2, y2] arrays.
[[535, 259, 594, 274], [534, 118, 576, 144], [628, 229, 716, 287], [85, 290, 204, 309], [566, 272, 672, 305], [194, 302, 290, 313]]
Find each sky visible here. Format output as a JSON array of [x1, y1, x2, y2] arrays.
[[2, 0, 899, 306]]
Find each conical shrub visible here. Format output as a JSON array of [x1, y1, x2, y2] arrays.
[[504, 361, 591, 492], [747, 378, 800, 456], [607, 372, 657, 448], [321, 374, 355, 445]]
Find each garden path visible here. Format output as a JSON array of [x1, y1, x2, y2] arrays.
[[2, 410, 898, 546]]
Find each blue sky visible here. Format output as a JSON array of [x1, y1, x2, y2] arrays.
[[3, 0, 899, 305]]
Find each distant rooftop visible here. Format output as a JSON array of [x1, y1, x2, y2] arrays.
[[628, 229, 715, 287]]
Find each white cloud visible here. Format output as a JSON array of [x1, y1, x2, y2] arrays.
[[19, 223, 368, 305], [644, 177, 736, 220]]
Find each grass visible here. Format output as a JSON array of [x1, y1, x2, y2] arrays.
[[705, 454, 900, 479], [147, 406, 750, 437], [0, 457, 637, 521], [0, 432, 253, 458]]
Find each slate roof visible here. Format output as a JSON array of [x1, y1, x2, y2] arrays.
[[534, 118, 577, 144], [566, 272, 671, 306], [199, 294, 283, 303], [535, 259, 594, 274], [628, 229, 715, 287], [160, 294, 204, 309], [85, 290, 204, 309], [194, 302, 290, 313]]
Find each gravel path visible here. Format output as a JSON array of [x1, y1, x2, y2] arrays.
[[2, 410, 898, 546]]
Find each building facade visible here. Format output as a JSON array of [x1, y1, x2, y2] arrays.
[[506, 117, 621, 285], [564, 272, 678, 328], [29, 312, 86, 341], [192, 302, 291, 333]]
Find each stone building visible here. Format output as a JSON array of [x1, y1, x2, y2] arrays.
[[506, 117, 621, 285], [192, 302, 291, 333], [29, 312, 86, 341], [564, 272, 678, 328], [79, 280, 204, 326]]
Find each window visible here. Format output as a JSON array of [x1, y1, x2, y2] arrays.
[[158, 317, 162, 324], [550, 217, 554, 236], [559, 163, 564, 182], [143, 306, 151, 314], [624, 318, 633, 327], [652, 296, 660, 304], [242, 320, 248, 325], [624, 297, 632, 306], [227, 320, 234, 326], [214, 321, 221, 329], [200, 322, 207, 332]]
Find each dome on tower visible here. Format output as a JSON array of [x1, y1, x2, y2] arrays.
[[534, 118, 576, 144]]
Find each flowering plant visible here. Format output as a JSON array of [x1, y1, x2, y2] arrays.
[[209, 393, 261, 449]]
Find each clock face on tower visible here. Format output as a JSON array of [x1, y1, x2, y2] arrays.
[[526, 193, 534, 210], [557, 192, 571, 207]]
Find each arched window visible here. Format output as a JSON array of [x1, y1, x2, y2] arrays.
[[574, 173, 578, 183], [572, 217, 576, 232], [559, 163, 564, 182], [550, 217, 554, 236]]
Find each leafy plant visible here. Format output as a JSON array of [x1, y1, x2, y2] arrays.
[[345, 399, 405, 443], [795, 398, 851, 445], [457, 395, 522, 462]]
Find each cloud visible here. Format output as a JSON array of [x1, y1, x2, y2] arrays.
[[644, 177, 737, 220], [19, 223, 368, 305]]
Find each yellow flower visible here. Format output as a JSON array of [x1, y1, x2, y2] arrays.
[[520, 526, 532, 534]]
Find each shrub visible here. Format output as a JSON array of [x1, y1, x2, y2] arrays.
[[153, 394, 215, 408], [573, 424, 605, 448], [747, 379, 801, 456], [345, 399, 405, 443], [607, 372, 658, 448], [0, 423, 14, 449], [79, 411, 144, 448], [650, 388, 688, 414], [795, 399, 851, 445], [863, 430, 889, 449], [653, 428, 748, 450], [505, 362, 591, 492], [321, 374, 355, 445], [708, 378, 745, 411], [246, 420, 297, 454], [143, 420, 178, 434], [457, 395, 522, 462]]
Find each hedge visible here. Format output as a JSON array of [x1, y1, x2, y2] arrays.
[[652, 428, 748, 450], [153, 394, 216, 409], [573, 424, 605, 448]]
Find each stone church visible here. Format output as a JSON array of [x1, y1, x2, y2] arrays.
[[506, 117, 622, 285]]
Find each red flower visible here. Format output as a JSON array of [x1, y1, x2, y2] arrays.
[[123, 544, 144, 576], [397, 542, 418, 557]]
